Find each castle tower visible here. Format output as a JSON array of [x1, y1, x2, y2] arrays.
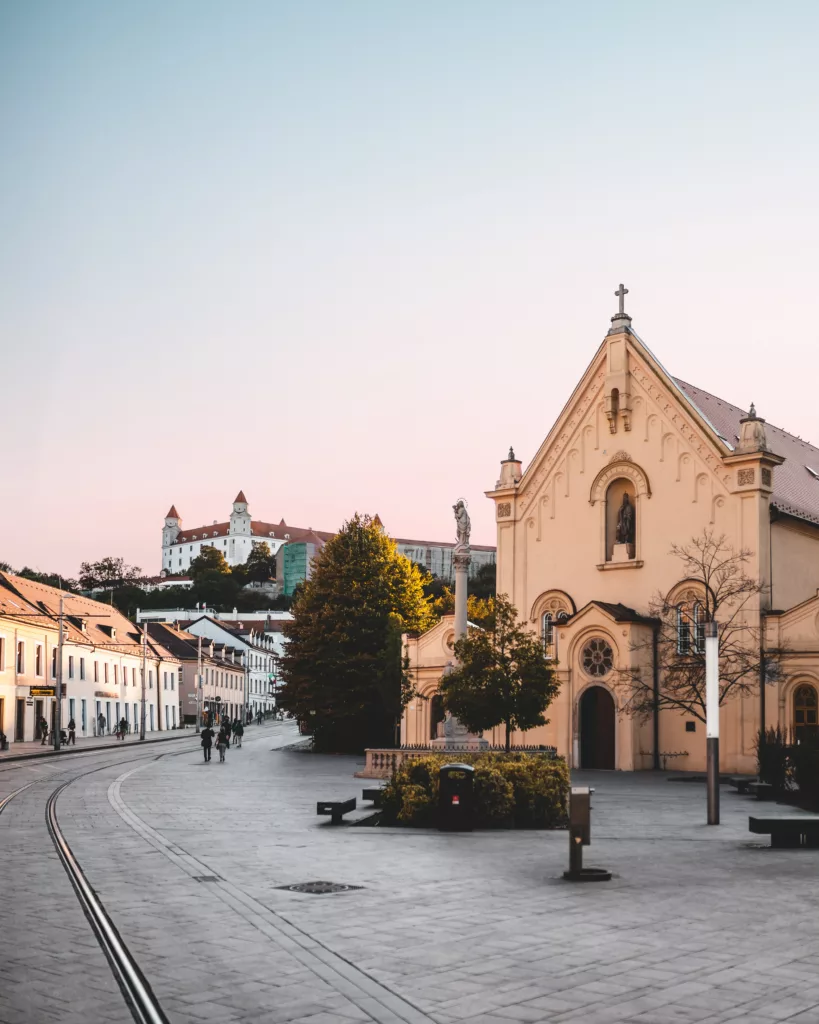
[[229, 491, 251, 536], [163, 505, 181, 547]]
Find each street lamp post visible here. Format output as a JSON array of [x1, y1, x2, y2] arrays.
[[705, 620, 720, 825], [196, 635, 202, 734], [140, 627, 147, 741], [54, 595, 65, 751]]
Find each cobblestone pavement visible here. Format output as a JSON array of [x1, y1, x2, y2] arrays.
[[3, 724, 819, 1024]]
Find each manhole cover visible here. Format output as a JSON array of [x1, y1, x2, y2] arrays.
[[276, 881, 362, 895], [192, 875, 221, 883]]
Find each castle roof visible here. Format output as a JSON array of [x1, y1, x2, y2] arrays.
[[234, 490, 247, 504], [166, 505, 180, 519]]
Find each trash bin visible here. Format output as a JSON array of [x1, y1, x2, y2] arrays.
[[438, 763, 475, 831]]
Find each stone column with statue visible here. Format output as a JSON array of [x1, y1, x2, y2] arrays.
[[431, 500, 488, 751]]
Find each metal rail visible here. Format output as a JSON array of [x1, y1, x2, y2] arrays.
[[45, 779, 171, 1024]]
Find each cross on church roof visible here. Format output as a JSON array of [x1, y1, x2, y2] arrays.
[[615, 283, 629, 316]]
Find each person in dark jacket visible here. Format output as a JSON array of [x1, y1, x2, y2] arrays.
[[201, 725, 214, 762], [67, 718, 76, 745], [216, 727, 228, 762], [232, 718, 243, 748]]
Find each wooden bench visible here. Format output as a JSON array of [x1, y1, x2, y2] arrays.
[[728, 776, 757, 795], [362, 788, 384, 808], [317, 798, 356, 825], [749, 816, 819, 848]]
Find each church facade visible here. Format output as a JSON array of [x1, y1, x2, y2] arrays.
[[403, 295, 819, 773]]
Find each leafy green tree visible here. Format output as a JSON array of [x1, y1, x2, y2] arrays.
[[470, 561, 497, 600], [188, 547, 230, 578], [430, 587, 496, 630], [278, 513, 435, 752], [242, 541, 277, 583], [19, 567, 79, 591], [0, 561, 13, 573], [439, 594, 559, 752], [187, 546, 238, 608], [79, 556, 142, 590]]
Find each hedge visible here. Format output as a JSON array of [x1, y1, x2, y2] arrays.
[[380, 752, 570, 829]]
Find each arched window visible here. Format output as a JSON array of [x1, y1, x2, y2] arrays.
[[693, 602, 705, 654], [676, 605, 691, 655], [794, 684, 818, 741], [542, 612, 554, 658]]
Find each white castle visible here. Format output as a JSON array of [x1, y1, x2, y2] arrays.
[[161, 491, 301, 574]]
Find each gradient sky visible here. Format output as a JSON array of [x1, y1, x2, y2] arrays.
[[2, 1, 818, 577]]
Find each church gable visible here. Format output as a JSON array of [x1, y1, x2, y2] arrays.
[[512, 331, 730, 527]]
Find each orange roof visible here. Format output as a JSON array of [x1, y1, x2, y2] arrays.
[[166, 505, 180, 519], [234, 490, 247, 504]]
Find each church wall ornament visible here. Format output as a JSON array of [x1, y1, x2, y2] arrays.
[[738, 468, 755, 486], [497, 502, 511, 519]]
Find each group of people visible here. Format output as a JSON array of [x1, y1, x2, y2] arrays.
[[200, 716, 244, 763]]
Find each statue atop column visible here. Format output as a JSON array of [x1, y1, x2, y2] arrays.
[[453, 499, 471, 550]]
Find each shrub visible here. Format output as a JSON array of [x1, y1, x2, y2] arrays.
[[380, 752, 569, 829], [791, 733, 819, 811], [755, 726, 792, 793]]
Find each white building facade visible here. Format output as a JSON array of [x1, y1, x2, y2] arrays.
[[0, 573, 181, 743]]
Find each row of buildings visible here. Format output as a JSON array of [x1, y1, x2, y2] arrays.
[[160, 492, 496, 594], [0, 572, 285, 743]]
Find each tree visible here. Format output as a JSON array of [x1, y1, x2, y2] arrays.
[[188, 546, 238, 608], [278, 513, 435, 752], [438, 594, 560, 752], [242, 541, 277, 583], [79, 557, 142, 591], [430, 586, 496, 630], [620, 530, 780, 722], [18, 567, 79, 591], [470, 561, 497, 601]]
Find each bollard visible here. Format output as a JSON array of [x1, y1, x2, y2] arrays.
[[563, 786, 611, 882]]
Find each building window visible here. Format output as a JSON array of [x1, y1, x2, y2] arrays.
[[68, 655, 74, 679], [104, 663, 109, 684], [36, 645, 44, 676], [0, 636, 4, 671], [149, 671, 153, 689], [794, 684, 818, 741], [163, 672, 167, 690], [94, 661, 99, 683], [582, 638, 614, 678], [114, 665, 118, 685], [16, 641, 24, 674], [171, 673, 175, 691], [80, 657, 85, 681], [542, 613, 554, 657], [676, 606, 691, 656], [693, 603, 705, 654], [52, 648, 57, 678]]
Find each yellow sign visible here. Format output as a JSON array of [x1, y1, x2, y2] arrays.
[[29, 686, 56, 697]]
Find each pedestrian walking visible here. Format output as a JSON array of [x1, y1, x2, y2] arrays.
[[232, 718, 243, 748], [201, 725, 214, 763], [98, 713, 106, 737], [118, 718, 127, 740], [67, 717, 76, 745], [40, 716, 49, 745], [216, 727, 228, 762]]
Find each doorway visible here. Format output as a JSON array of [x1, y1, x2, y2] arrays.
[[579, 686, 616, 770], [15, 698, 25, 741], [35, 699, 44, 738]]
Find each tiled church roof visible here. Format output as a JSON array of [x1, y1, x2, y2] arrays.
[[674, 379, 819, 527]]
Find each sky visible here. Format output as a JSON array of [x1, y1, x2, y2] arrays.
[[2, 1, 818, 578]]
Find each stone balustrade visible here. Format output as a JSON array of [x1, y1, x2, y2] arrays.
[[357, 745, 558, 779]]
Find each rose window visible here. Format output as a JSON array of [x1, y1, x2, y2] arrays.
[[582, 638, 614, 677]]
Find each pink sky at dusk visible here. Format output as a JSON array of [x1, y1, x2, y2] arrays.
[[2, 2, 818, 578]]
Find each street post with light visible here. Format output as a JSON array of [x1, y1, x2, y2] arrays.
[[705, 619, 720, 825]]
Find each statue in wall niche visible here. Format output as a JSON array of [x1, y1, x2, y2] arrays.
[[615, 493, 635, 546]]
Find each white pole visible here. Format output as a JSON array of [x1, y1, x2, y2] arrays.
[[54, 595, 64, 751], [140, 628, 147, 741], [196, 635, 202, 733], [705, 620, 719, 825]]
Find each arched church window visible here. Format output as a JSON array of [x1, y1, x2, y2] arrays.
[[582, 638, 614, 678], [794, 684, 818, 741], [676, 606, 691, 655], [542, 613, 554, 656], [693, 602, 705, 654]]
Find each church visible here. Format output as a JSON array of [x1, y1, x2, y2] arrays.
[[402, 289, 819, 774]]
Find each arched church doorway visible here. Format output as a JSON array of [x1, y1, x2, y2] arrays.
[[579, 686, 615, 770]]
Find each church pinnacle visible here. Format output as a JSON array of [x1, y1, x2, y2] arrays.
[[608, 282, 632, 334]]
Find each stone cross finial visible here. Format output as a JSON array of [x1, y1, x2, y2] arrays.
[[615, 283, 629, 316], [749, 402, 757, 418], [508, 446, 516, 461]]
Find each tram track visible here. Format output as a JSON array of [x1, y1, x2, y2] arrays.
[[0, 740, 198, 1024]]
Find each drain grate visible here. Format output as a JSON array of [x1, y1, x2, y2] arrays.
[[192, 875, 221, 883], [276, 881, 362, 895]]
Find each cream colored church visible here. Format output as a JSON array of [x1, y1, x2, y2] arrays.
[[402, 293, 819, 774]]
